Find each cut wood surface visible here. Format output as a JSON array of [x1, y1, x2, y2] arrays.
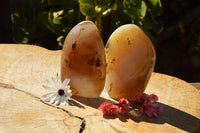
[[0, 44, 200, 133]]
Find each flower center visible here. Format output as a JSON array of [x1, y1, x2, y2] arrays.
[[58, 89, 65, 96]]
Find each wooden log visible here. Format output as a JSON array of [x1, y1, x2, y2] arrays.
[[0, 44, 200, 133]]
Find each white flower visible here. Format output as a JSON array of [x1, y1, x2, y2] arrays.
[[42, 78, 72, 106]]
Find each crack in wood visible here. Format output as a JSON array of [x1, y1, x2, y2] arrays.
[[0, 82, 86, 133], [40, 100, 86, 133]]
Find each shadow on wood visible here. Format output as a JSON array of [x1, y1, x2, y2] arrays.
[[117, 102, 200, 133], [72, 95, 118, 109], [72, 95, 200, 133]]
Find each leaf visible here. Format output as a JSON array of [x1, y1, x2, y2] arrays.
[[79, 3, 96, 17], [38, 12, 61, 35], [79, 0, 114, 18], [53, 18, 62, 25], [147, 0, 162, 16], [11, 13, 19, 25], [148, 0, 162, 7], [79, 0, 96, 5], [141, 1, 147, 19], [123, 0, 146, 25], [52, 10, 64, 25]]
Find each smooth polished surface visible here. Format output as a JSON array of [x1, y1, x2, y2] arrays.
[[105, 24, 156, 101], [61, 21, 106, 98]]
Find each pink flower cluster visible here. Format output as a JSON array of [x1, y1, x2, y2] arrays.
[[98, 93, 163, 118], [136, 93, 163, 117], [118, 98, 130, 114], [98, 102, 118, 115], [98, 98, 130, 115]]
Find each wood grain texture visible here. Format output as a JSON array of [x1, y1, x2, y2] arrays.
[[0, 44, 200, 133]]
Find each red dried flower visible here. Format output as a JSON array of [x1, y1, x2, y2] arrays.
[[150, 94, 158, 102], [118, 98, 130, 114], [136, 93, 158, 104], [136, 93, 148, 103], [136, 93, 162, 117], [98, 102, 118, 115], [119, 98, 130, 105], [139, 103, 163, 117]]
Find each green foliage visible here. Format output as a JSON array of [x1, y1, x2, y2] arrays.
[[122, 0, 163, 46], [11, 0, 163, 49], [78, 0, 163, 45], [79, 0, 114, 18], [11, 2, 40, 44], [11, 1, 83, 49]]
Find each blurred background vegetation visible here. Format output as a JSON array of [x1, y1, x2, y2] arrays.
[[0, 0, 200, 82]]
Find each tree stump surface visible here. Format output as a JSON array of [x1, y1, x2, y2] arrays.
[[0, 44, 200, 133]]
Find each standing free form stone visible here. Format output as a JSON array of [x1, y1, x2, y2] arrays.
[[61, 21, 106, 98], [105, 24, 156, 101]]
